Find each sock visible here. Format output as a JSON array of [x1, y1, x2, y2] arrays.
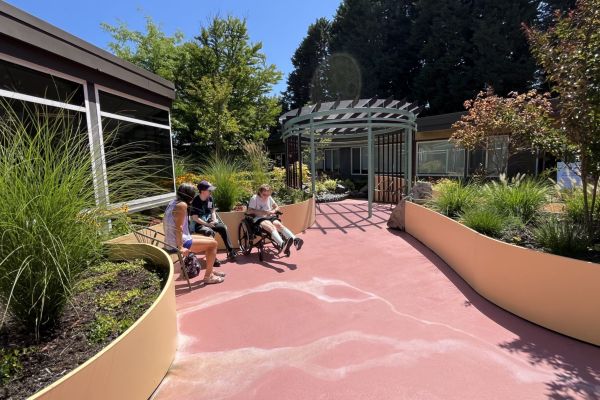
[[280, 227, 296, 240], [271, 230, 284, 246]]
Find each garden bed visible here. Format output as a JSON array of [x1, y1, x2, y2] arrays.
[[0, 259, 164, 400]]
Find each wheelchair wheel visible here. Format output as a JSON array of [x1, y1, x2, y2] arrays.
[[238, 220, 253, 255]]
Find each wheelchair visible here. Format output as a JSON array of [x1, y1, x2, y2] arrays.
[[238, 211, 285, 261]]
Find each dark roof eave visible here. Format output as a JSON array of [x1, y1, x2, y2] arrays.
[[0, 2, 175, 100]]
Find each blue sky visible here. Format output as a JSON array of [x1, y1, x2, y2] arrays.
[[6, 0, 340, 95]]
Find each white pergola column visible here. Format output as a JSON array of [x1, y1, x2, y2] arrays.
[[310, 118, 316, 194]]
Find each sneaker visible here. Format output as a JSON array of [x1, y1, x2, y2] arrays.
[[293, 238, 304, 251], [283, 237, 294, 257], [214, 259, 221, 267]]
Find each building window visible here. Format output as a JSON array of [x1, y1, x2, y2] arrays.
[[0, 59, 85, 106], [351, 147, 369, 175], [273, 153, 285, 167], [98, 90, 174, 204], [321, 148, 340, 172], [485, 136, 509, 176], [417, 140, 465, 176]]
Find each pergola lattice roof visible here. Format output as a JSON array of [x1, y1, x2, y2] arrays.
[[280, 97, 423, 140]]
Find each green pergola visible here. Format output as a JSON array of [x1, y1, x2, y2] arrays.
[[280, 98, 421, 217]]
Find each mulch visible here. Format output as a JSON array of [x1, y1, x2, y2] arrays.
[[0, 261, 163, 400]]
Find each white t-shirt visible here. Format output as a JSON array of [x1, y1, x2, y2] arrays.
[[249, 194, 275, 211]]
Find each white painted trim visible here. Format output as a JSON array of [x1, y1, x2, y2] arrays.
[[95, 85, 170, 111], [99, 111, 171, 130], [110, 192, 175, 213], [168, 112, 176, 193], [0, 53, 86, 85], [83, 84, 101, 205], [94, 85, 111, 204], [0, 88, 86, 112]]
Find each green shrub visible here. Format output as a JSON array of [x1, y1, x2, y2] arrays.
[[322, 178, 339, 192], [532, 217, 589, 256], [0, 101, 157, 339], [460, 207, 507, 237], [430, 180, 477, 217], [484, 174, 549, 223], [0, 104, 103, 339], [242, 141, 271, 190], [563, 189, 600, 224], [0, 348, 27, 384], [274, 187, 309, 205], [342, 179, 355, 191], [200, 156, 244, 211]]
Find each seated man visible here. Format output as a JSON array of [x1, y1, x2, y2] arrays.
[[248, 184, 304, 256], [190, 180, 238, 260]]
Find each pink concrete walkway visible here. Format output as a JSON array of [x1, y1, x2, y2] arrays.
[[152, 200, 600, 400]]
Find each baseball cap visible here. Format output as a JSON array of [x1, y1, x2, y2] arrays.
[[197, 180, 216, 191]]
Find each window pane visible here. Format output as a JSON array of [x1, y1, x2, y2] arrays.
[[417, 140, 464, 176], [102, 117, 174, 203], [0, 59, 84, 106], [361, 146, 368, 174], [486, 136, 509, 175], [352, 148, 361, 174], [333, 149, 340, 170], [99, 91, 169, 125]]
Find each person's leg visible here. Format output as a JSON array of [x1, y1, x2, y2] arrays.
[[190, 236, 221, 282], [273, 220, 304, 251], [260, 220, 284, 248], [212, 222, 235, 254], [273, 220, 294, 255], [273, 220, 295, 240]]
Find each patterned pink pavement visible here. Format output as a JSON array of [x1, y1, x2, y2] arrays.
[[152, 200, 600, 400]]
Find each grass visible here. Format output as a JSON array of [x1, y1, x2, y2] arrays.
[[0, 100, 161, 340], [429, 179, 477, 217], [459, 208, 507, 238], [200, 155, 245, 211], [532, 217, 589, 256], [484, 174, 549, 223]]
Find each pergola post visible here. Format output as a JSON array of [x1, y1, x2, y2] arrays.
[[310, 118, 316, 194], [406, 127, 413, 195], [367, 111, 374, 218]]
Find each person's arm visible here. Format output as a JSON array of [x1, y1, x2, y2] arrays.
[[210, 198, 218, 224], [270, 197, 281, 213], [173, 202, 189, 254], [248, 196, 270, 217]]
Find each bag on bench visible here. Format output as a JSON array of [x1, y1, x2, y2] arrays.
[[183, 253, 201, 278]]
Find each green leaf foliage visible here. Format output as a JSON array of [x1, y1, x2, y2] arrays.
[[103, 15, 282, 155]]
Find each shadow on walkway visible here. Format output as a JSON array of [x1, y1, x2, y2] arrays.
[[392, 230, 600, 399]]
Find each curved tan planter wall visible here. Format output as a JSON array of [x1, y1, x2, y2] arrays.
[[405, 202, 600, 346], [216, 197, 316, 250], [30, 243, 177, 400]]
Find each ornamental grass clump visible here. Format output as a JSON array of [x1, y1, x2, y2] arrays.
[[0, 101, 163, 340], [484, 174, 549, 223], [430, 180, 477, 217], [532, 217, 589, 256], [0, 104, 103, 340], [200, 155, 244, 211], [459, 207, 507, 238]]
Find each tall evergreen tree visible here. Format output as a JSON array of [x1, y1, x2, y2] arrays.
[[324, 0, 417, 100], [282, 18, 331, 110], [411, 0, 542, 115]]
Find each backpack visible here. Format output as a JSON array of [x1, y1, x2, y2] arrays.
[[183, 253, 201, 278]]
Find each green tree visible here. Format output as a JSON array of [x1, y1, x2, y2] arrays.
[[524, 0, 600, 236], [411, 0, 541, 114], [327, 0, 416, 99], [103, 16, 282, 155], [283, 18, 331, 110]]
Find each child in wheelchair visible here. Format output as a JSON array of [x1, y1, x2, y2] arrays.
[[247, 184, 304, 256]]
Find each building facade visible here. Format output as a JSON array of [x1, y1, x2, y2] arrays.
[[0, 2, 176, 211]]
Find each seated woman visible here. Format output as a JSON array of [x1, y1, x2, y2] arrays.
[[247, 184, 304, 256], [164, 183, 225, 285], [190, 180, 238, 260]]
